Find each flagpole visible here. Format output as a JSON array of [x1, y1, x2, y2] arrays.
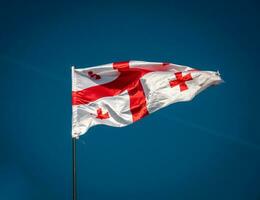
[[72, 137, 77, 200]]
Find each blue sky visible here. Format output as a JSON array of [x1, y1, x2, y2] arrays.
[[1, 0, 260, 200]]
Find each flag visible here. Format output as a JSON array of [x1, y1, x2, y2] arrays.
[[72, 61, 222, 138]]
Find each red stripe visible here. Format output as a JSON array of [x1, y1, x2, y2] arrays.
[[113, 61, 130, 71], [128, 80, 149, 122]]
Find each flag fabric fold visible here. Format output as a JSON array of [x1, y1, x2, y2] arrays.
[[72, 61, 222, 138]]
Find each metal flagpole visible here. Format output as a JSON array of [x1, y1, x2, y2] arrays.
[[72, 137, 77, 200], [71, 66, 77, 200]]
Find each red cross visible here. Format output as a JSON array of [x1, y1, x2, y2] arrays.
[[72, 62, 158, 122], [169, 72, 193, 92], [96, 108, 110, 119]]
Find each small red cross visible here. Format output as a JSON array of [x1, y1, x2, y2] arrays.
[[88, 71, 101, 80], [169, 72, 193, 92], [96, 108, 109, 119]]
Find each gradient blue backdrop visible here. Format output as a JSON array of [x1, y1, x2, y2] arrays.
[[1, 0, 260, 199]]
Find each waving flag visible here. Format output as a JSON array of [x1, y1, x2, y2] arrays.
[[72, 61, 222, 138]]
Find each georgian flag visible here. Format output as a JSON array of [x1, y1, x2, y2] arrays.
[[72, 61, 222, 138]]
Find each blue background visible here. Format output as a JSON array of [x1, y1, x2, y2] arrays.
[[1, 0, 260, 199]]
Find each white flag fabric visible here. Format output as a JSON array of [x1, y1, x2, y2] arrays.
[[72, 61, 222, 138]]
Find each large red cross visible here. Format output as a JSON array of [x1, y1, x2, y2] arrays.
[[169, 72, 193, 92], [72, 62, 153, 122]]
